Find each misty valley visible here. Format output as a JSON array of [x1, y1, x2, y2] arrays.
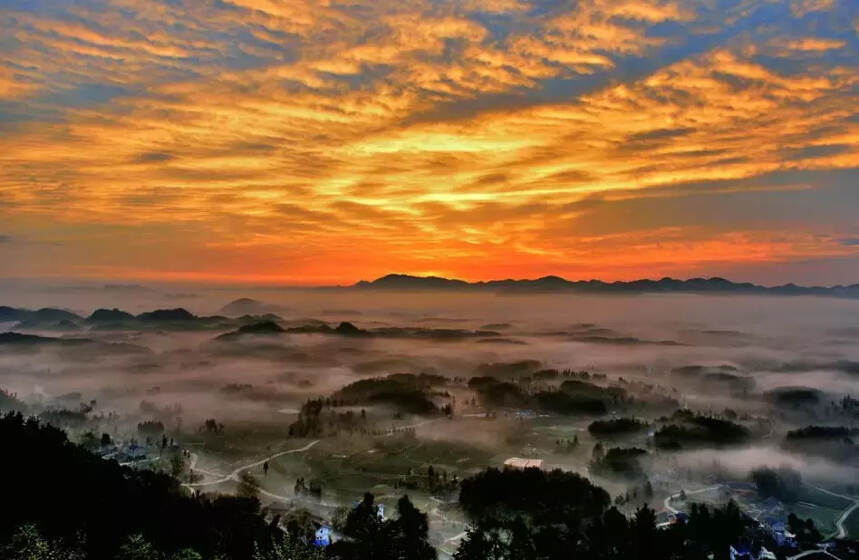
[[1, 287, 858, 560]]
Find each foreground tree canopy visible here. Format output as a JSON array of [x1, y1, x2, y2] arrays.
[[0, 412, 275, 559]]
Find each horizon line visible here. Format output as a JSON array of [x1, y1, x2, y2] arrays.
[[1, 272, 857, 291]]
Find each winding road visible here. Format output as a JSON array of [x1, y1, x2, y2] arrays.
[[183, 439, 342, 508], [807, 484, 859, 540], [181, 419, 441, 505], [663, 485, 723, 515], [182, 439, 320, 489]]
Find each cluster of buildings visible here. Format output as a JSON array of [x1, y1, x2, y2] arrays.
[[728, 545, 777, 560], [760, 518, 796, 549], [100, 440, 150, 464]]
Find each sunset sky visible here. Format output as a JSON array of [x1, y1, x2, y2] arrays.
[[1, 0, 858, 285]]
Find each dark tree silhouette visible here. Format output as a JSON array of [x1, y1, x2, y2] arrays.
[[0, 412, 274, 560], [327, 493, 435, 560]]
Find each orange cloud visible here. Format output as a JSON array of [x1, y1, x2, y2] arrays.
[[780, 37, 846, 51], [790, 0, 835, 18], [0, 0, 857, 284]]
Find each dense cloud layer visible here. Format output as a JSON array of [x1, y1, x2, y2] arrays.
[[0, 1, 857, 283]]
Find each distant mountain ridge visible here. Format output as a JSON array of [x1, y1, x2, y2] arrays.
[[354, 273, 859, 297], [0, 305, 279, 332]]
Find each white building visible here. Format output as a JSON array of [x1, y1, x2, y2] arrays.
[[504, 457, 543, 469]]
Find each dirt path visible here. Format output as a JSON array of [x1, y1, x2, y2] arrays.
[[662, 485, 722, 515], [182, 439, 320, 489], [186, 452, 222, 478]]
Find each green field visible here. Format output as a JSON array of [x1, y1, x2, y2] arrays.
[[787, 486, 852, 537]]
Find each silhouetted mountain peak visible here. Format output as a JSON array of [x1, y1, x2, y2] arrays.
[[32, 308, 82, 322], [136, 308, 196, 321], [87, 308, 135, 322], [357, 274, 470, 289], [335, 321, 366, 335]]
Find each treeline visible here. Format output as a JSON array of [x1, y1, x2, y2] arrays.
[[654, 409, 749, 449], [786, 425, 853, 441], [0, 388, 27, 412], [289, 374, 455, 437], [468, 363, 681, 412], [468, 376, 626, 415], [783, 424, 857, 460], [289, 398, 366, 437], [467, 371, 683, 416], [588, 417, 649, 436], [336, 373, 447, 414]]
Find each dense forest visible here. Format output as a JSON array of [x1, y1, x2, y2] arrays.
[[454, 467, 774, 560]]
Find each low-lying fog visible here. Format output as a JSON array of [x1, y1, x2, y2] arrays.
[[1, 280, 858, 548]]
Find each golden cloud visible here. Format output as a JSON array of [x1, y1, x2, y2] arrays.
[[0, 0, 857, 282]]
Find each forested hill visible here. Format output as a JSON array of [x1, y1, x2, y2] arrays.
[[0, 412, 275, 559]]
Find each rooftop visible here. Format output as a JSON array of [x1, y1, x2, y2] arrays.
[[504, 457, 544, 469]]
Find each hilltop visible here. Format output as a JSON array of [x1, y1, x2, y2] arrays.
[[353, 274, 859, 297]]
